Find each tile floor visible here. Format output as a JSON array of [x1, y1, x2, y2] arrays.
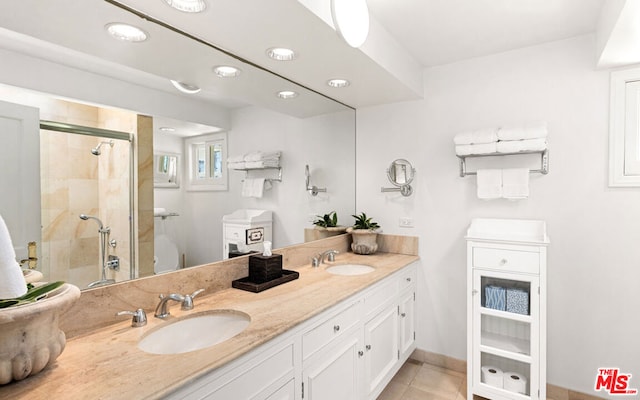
[[377, 359, 467, 400]]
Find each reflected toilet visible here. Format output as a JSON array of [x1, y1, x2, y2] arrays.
[[154, 234, 179, 273]]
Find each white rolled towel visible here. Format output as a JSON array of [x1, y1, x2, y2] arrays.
[[497, 121, 548, 141], [453, 128, 498, 145], [227, 161, 246, 170], [497, 138, 547, 153], [244, 160, 280, 169], [455, 142, 497, 156], [244, 151, 281, 162], [0, 214, 27, 299]]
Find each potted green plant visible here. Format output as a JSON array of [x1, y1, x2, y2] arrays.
[[312, 211, 347, 239], [346, 212, 381, 255]]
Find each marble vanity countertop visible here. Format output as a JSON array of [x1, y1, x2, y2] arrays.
[[0, 251, 418, 400]]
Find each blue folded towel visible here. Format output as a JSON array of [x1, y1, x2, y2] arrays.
[[485, 285, 506, 311]]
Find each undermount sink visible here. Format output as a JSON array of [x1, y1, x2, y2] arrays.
[[138, 310, 251, 355], [325, 264, 375, 276]]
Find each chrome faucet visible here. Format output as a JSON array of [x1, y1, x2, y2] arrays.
[[181, 289, 205, 310], [154, 293, 185, 318], [320, 250, 339, 264], [154, 289, 205, 318], [311, 250, 340, 267], [116, 308, 147, 327]]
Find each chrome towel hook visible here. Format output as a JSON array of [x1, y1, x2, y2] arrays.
[[305, 164, 327, 196]]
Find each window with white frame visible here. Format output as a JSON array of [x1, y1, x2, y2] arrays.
[[610, 68, 640, 186], [185, 132, 227, 191]]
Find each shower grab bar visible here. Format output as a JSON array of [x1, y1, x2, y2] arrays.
[[457, 149, 549, 177]]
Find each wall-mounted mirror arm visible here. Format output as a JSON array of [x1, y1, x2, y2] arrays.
[[381, 159, 416, 197], [305, 165, 327, 196]]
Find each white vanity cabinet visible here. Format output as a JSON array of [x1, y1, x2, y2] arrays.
[[165, 262, 417, 400], [466, 219, 548, 400]]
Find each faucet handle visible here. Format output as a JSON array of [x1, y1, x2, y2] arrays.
[[181, 289, 205, 310], [326, 250, 339, 262], [116, 308, 147, 327], [311, 253, 322, 268]]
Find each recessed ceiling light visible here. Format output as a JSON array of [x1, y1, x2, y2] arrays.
[[170, 80, 201, 94], [213, 65, 241, 78], [327, 78, 350, 88], [163, 0, 207, 13], [105, 23, 148, 42], [277, 90, 298, 99], [331, 0, 370, 48], [266, 47, 297, 61], [159, 127, 175, 132]]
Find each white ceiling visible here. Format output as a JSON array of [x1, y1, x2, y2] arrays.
[[0, 0, 607, 113], [366, 0, 605, 67]]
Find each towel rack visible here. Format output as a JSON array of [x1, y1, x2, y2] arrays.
[[457, 149, 549, 177], [236, 166, 282, 183]]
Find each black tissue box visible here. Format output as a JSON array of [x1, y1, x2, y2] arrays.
[[249, 254, 283, 283]]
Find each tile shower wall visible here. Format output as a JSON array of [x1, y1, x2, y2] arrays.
[[0, 85, 137, 287]]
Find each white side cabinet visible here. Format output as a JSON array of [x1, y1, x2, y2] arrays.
[[466, 219, 548, 400], [166, 262, 417, 400]]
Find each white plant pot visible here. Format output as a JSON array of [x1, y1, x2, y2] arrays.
[[347, 228, 379, 255]]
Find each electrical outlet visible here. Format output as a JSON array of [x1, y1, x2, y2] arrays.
[[399, 217, 414, 228]]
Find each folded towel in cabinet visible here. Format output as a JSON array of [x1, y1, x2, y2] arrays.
[[502, 168, 529, 199], [496, 138, 547, 153], [453, 128, 498, 145], [455, 142, 497, 156], [476, 169, 502, 199], [497, 121, 547, 141]]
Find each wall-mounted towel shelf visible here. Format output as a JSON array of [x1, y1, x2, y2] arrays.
[[457, 149, 549, 177], [236, 166, 282, 183]]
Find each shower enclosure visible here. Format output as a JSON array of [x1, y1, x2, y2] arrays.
[[39, 121, 134, 288]]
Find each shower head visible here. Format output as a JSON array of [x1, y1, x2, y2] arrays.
[[91, 140, 114, 156], [79, 214, 108, 233]]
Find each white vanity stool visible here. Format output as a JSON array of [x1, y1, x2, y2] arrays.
[[466, 218, 549, 400]]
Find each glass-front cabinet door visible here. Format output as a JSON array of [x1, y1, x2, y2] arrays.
[[472, 269, 540, 399]]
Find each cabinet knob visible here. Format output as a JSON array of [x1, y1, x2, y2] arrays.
[[400, 312, 406, 318], [406, 277, 412, 282], [333, 325, 340, 332], [358, 350, 364, 357], [500, 259, 508, 265], [365, 344, 371, 351]]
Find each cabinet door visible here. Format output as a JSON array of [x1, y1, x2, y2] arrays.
[[363, 305, 399, 397], [302, 333, 361, 400], [471, 269, 539, 399], [398, 290, 416, 361], [260, 379, 295, 400]]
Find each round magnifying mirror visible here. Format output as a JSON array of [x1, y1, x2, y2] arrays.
[[387, 159, 415, 187]]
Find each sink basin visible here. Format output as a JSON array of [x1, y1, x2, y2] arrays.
[[325, 264, 375, 276], [138, 310, 251, 355]]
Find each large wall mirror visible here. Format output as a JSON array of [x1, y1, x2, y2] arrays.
[[0, 0, 355, 289]]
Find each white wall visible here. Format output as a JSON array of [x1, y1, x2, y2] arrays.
[[356, 34, 640, 394], [183, 106, 355, 265]]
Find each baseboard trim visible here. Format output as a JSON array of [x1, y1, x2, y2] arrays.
[[410, 349, 605, 400]]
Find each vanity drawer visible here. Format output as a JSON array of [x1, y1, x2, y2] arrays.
[[363, 278, 398, 318], [473, 247, 539, 274], [398, 264, 417, 293], [225, 226, 247, 242], [302, 301, 360, 360]]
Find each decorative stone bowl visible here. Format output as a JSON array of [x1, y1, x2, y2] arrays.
[[0, 283, 80, 384], [347, 228, 379, 255]]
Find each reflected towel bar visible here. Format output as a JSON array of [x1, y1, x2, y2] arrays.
[[457, 149, 549, 177]]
